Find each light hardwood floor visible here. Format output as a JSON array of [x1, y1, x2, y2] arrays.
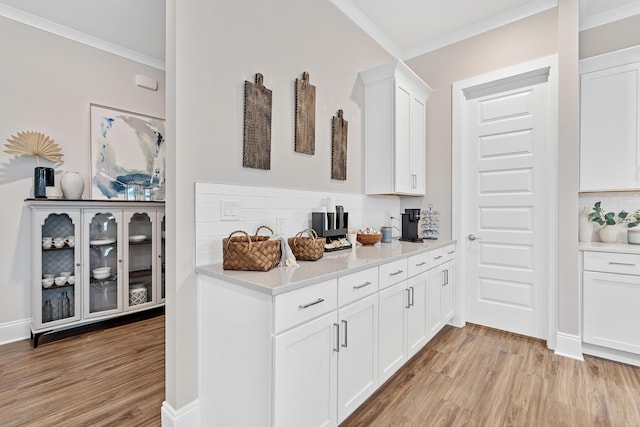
[[2, 315, 639, 426], [343, 323, 640, 427], [0, 310, 164, 427]]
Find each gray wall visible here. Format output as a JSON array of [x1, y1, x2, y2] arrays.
[[580, 14, 640, 59]]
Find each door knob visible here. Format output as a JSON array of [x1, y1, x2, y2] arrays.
[[468, 234, 482, 241]]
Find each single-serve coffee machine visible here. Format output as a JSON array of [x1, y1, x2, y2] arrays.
[[401, 208, 423, 242]]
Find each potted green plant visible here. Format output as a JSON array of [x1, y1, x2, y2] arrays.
[[588, 201, 628, 243], [626, 211, 640, 244]]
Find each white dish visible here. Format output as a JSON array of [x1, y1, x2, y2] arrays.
[[93, 271, 111, 280], [90, 238, 116, 246], [92, 266, 111, 274], [129, 234, 147, 242]]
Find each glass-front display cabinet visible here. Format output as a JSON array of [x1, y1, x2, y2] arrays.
[[83, 209, 123, 318], [32, 210, 82, 329], [27, 200, 165, 347]]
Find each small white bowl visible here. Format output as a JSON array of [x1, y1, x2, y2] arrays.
[[93, 266, 111, 274], [54, 276, 67, 286], [42, 278, 54, 288], [59, 271, 72, 277], [67, 275, 75, 285], [93, 271, 111, 280], [43, 273, 55, 279]]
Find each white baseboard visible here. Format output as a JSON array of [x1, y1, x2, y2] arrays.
[[582, 343, 640, 367], [554, 332, 584, 361], [0, 318, 31, 346], [161, 399, 201, 427]]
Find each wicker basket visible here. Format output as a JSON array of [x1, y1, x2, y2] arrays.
[[288, 229, 325, 261], [223, 226, 281, 271]]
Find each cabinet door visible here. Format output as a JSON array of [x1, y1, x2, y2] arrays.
[[274, 311, 338, 427], [580, 63, 640, 191], [158, 209, 166, 302], [33, 209, 82, 329], [337, 294, 378, 423], [378, 281, 407, 384], [428, 266, 443, 338], [83, 209, 123, 318], [442, 260, 455, 323], [394, 82, 413, 194], [584, 271, 640, 354], [406, 271, 428, 357], [123, 209, 156, 311], [409, 94, 426, 195]]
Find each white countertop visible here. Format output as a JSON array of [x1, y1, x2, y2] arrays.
[[196, 239, 456, 295], [579, 241, 640, 253]]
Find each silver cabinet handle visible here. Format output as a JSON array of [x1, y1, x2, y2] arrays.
[[405, 288, 411, 308], [76, 262, 81, 267], [447, 250, 455, 255], [353, 281, 372, 290], [333, 323, 340, 352], [341, 319, 348, 348], [608, 262, 636, 266], [390, 270, 404, 276], [299, 298, 324, 309], [409, 286, 415, 307], [433, 255, 443, 260], [468, 234, 482, 241], [442, 269, 449, 286], [415, 261, 427, 267]]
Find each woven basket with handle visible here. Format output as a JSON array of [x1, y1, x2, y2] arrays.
[[223, 226, 281, 271], [288, 228, 325, 261]]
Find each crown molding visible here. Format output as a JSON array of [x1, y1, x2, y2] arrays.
[[0, 3, 165, 71], [580, 0, 640, 31], [402, 0, 558, 59]]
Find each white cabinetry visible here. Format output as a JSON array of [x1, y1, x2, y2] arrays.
[[583, 250, 640, 357], [360, 59, 432, 195], [428, 245, 456, 338], [580, 49, 640, 191], [27, 200, 165, 346]]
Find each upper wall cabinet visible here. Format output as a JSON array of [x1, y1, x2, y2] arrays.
[[360, 60, 433, 196], [580, 47, 640, 192]]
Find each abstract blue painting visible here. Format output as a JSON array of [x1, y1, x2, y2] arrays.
[[90, 104, 166, 200]]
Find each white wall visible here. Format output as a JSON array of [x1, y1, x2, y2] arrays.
[[169, 0, 392, 414], [0, 15, 165, 343]]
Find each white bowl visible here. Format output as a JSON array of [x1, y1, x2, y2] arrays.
[[93, 271, 111, 280], [59, 271, 72, 277], [67, 275, 75, 285], [54, 276, 67, 286], [42, 278, 54, 288], [43, 274, 55, 279], [92, 266, 111, 274]]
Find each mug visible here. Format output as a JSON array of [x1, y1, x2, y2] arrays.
[[381, 226, 392, 243], [65, 235, 75, 247], [42, 237, 53, 249], [53, 237, 66, 248]]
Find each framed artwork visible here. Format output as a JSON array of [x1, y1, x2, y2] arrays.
[[90, 104, 166, 200]]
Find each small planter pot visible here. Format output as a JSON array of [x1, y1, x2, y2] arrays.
[[628, 229, 640, 245], [599, 225, 619, 243]]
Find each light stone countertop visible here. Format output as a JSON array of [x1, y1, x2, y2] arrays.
[[196, 239, 456, 295], [578, 241, 640, 254]]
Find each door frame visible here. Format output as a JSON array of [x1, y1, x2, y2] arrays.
[[451, 55, 559, 348]]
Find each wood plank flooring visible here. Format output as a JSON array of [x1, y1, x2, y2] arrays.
[[2, 315, 639, 427], [0, 311, 164, 427], [342, 323, 640, 427]]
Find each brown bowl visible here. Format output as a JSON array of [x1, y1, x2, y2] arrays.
[[357, 233, 382, 246]]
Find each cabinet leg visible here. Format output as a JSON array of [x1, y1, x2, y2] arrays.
[[32, 332, 44, 348]]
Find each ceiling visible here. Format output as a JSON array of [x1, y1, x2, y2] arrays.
[[0, 0, 639, 70]]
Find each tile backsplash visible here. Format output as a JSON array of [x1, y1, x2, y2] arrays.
[[579, 192, 640, 243], [195, 182, 402, 265]]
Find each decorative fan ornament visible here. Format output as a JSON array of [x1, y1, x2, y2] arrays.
[[4, 131, 64, 166]]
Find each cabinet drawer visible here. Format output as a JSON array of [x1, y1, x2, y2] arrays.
[[379, 258, 408, 290], [428, 248, 445, 269], [443, 244, 456, 263], [338, 267, 379, 307], [583, 251, 640, 275], [408, 252, 429, 277], [274, 279, 337, 333]]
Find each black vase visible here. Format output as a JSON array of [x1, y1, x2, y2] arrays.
[[34, 167, 54, 198]]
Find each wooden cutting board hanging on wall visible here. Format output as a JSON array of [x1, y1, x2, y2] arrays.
[[243, 73, 272, 170], [331, 109, 348, 180], [295, 71, 316, 154]]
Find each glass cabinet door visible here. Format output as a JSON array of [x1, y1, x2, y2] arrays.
[[84, 210, 122, 318], [124, 211, 155, 310], [36, 210, 81, 328]]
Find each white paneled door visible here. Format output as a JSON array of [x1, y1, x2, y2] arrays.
[[461, 65, 553, 339]]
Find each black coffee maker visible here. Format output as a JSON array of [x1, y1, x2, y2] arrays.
[[401, 208, 423, 242]]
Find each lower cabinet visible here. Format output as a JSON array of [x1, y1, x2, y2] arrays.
[[378, 281, 408, 384], [583, 270, 640, 354], [406, 272, 429, 357], [274, 311, 338, 427], [428, 259, 455, 338]]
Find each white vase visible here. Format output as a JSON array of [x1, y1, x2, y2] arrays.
[[599, 224, 619, 243], [60, 171, 85, 200], [578, 207, 593, 242]]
